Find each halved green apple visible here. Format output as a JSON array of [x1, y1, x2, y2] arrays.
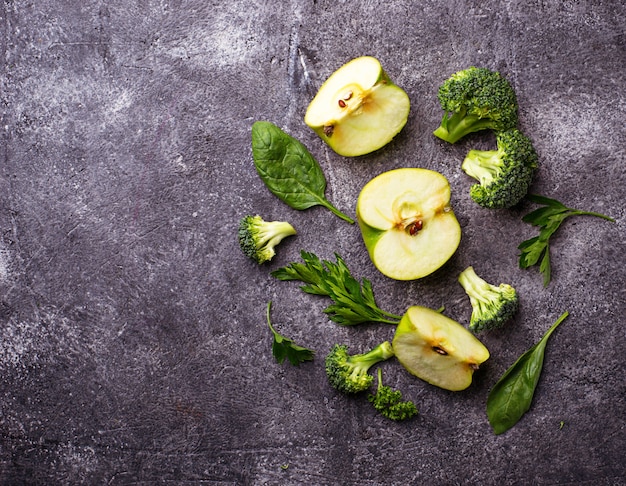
[[393, 306, 490, 391], [304, 56, 410, 157], [356, 168, 461, 281]]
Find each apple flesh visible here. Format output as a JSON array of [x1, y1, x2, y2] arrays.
[[304, 56, 410, 157], [356, 168, 461, 281], [393, 306, 490, 391]]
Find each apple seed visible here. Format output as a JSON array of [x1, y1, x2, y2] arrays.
[[338, 99, 347, 108], [323, 125, 334, 137], [407, 220, 423, 236], [432, 346, 448, 356]]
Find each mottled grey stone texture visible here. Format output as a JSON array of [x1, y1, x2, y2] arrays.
[[1, 1, 625, 484]]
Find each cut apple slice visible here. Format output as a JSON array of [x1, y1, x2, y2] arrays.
[[356, 168, 461, 280], [393, 306, 490, 391], [304, 56, 410, 157]]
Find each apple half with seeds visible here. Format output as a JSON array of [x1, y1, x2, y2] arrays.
[[304, 56, 410, 157], [356, 168, 461, 281], [393, 306, 490, 391]]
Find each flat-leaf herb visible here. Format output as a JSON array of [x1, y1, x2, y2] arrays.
[[266, 301, 315, 366], [518, 194, 615, 287], [486, 311, 569, 435], [251, 121, 354, 224], [272, 251, 403, 326]]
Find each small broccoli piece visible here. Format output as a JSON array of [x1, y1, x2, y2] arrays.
[[325, 341, 395, 394], [462, 129, 538, 209], [458, 266, 519, 333], [433, 66, 518, 144], [238, 215, 296, 264], [368, 368, 418, 421]]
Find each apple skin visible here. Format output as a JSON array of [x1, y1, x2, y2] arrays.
[[304, 56, 410, 157], [356, 168, 462, 281], [392, 306, 490, 391]]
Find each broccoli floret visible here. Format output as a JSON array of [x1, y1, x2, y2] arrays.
[[325, 341, 395, 394], [238, 215, 296, 264], [461, 129, 538, 209], [433, 66, 518, 144], [458, 266, 519, 333], [368, 368, 418, 421]]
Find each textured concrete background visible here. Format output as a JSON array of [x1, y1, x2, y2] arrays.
[[1, 1, 625, 485]]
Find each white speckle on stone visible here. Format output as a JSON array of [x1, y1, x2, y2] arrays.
[[58, 442, 99, 479], [160, 6, 265, 68], [0, 308, 87, 375], [0, 244, 11, 284], [0, 320, 41, 372]]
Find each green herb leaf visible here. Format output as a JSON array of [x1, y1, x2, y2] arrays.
[[251, 121, 354, 224], [266, 302, 315, 366], [272, 251, 403, 326], [486, 311, 569, 435], [518, 194, 615, 286]]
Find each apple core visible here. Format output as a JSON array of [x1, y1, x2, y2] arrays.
[[356, 168, 462, 280]]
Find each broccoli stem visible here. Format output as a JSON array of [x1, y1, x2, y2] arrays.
[[461, 148, 507, 186], [256, 221, 298, 248], [345, 341, 395, 383], [434, 112, 501, 144], [458, 266, 496, 304], [356, 341, 395, 369]]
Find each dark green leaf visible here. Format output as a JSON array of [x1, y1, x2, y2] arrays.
[[266, 302, 314, 366], [538, 247, 551, 288], [519, 194, 615, 286], [271, 251, 403, 326], [521, 206, 564, 226], [517, 236, 546, 268], [486, 311, 569, 434], [251, 121, 354, 224], [525, 194, 568, 209]]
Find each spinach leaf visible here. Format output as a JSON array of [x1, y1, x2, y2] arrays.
[[486, 311, 569, 434], [251, 121, 354, 224]]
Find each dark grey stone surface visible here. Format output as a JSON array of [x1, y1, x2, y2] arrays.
[[1, 1, 625, 484]]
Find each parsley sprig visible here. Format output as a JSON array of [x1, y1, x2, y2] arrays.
[[272, 251, 403, 326], [266, 301, 315, 366], [518, 194, 615, 287]]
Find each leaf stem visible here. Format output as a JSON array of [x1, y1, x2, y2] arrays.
[[322, 201, 355, 224], [378, 309, 403, 322], [544, 310, 569, 337], [371, 316, 402, 325], [266, 301, 272, 322], [571, 210, 615, 222]]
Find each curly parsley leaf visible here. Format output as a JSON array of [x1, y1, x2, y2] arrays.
[[266, 302, 314, 366], [518, 194, 615, 287]]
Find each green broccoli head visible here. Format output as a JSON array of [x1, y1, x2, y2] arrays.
[[368, 368, 418, 421], [433, 66, 518, 144], [461, 129, 538, 209], [325, 341, 395, 394], [458, 266, 519, 333], [238, 215, 296, 264]]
